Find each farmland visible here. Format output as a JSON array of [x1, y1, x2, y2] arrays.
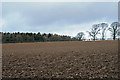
[[2, 40, 119, 79]]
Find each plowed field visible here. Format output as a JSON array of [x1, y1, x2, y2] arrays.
[[2, 40, 119, 79]]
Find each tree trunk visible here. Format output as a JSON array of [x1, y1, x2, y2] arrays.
[[93, 35, 95, 41], [113, 35, 116, 40], [102, 32, 105, 40], [113, 29, 116, 40]]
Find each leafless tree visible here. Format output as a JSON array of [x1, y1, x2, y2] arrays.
[[100, 23, 108, 40], [76, 32, 85, 41], [87, 24, 100, 41], [108, 22, 120, 40]]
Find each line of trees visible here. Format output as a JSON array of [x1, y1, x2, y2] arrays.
[[0, 22, 120, 43], [0, 32, 78, 43], [76, 22, 120, 41]]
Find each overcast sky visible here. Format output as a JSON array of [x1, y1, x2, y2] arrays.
[[1, 2, 118, 38]]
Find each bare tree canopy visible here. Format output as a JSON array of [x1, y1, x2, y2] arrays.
[[108, 22, 120, 40], [76, 32, 85, 41], [100, 23, 108, 40], [87, 24, 100, 41]]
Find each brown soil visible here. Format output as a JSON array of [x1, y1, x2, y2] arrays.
[[2, 40, 119, 79]]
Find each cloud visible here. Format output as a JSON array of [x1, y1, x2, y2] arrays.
[[2, 2, 118, 38], [0, 19, 5, 31], [2, 12, 28, 32], [53, 19, 113, 38], [1, 0, 120, 2]]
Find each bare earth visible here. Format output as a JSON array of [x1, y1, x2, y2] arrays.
[[2, 40, 119, 79]]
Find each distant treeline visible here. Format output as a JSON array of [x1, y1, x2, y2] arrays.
[[0, 32, 78, 43]]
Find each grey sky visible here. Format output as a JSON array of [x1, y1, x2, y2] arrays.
[[1, 2, 118, 37]]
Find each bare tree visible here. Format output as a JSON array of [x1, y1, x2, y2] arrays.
[[100, 23, 108, 40], [87, 24, 100, 41], [76, 32, 85, 41], [108, 22, 120, 40]]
